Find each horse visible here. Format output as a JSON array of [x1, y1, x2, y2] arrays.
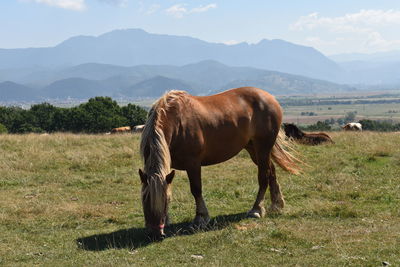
[[132, 124, 145, 133], [138, 87, 300, 240], [342, 122, 362, 131], [111, 126, 131, 134], [283, 123, 333, 145]]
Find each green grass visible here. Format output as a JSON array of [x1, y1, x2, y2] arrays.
[[0, 132, 399, 266]]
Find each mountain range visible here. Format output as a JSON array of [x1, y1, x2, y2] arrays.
[[0, 28, 343, 82], [329, 50, 400, 85], [0, 60, 354, 102], [0, 28, 399, 102]]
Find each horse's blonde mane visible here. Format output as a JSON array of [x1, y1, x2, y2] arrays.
[[139, 90, 189, 216]]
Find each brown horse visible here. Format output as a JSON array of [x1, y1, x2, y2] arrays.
[[283, 123, 333, 145], [111, 126, 131, 134], [342, 122, 362, 131], [138, 87, 299, 240]]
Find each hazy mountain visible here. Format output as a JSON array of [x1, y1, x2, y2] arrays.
[[122, 76, 194, 97], [0, 60, 354, 101], [338, 61, 400, 85], [41, 78, 110, 99], [220, 73, 354, 95], [330, 50, 400, 62], [0, 81, 38, 101], [0, 28, 343, 82], [328, 50, 400, 85]]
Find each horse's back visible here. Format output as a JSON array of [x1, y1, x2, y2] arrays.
[[169, 87, 283, 168], [194, 87, 282, 126]]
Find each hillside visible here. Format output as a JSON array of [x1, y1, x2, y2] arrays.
[[0, 81, 38, 101], [329, 50, 400, 85], [121, 76, 194, 97], [0, 28, 343, 82], [41, 78, 111, 99], [337, 61, 400, 85]]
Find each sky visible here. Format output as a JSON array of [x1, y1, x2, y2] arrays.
[[1, 0, 400, 55]]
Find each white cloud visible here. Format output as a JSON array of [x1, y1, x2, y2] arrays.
[[22, 0, 86, 11], [291, 9, 400, 31], [190, 4, 217, 14], [145, 4, 161, 15], [305, 37, 337, 46], [96, 0, 127, 7], [165, 3, 217, 18], [222, 40, 240, 45], [291, 9, 400, 53], [165, 4, 187, 18]]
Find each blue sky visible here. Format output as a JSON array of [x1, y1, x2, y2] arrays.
[[2, 0, 400, 55]]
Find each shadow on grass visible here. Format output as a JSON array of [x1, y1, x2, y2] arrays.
[[76, 212, 247, 251]]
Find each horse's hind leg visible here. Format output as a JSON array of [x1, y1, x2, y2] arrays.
[[267, 162, 285, 212], [245, 141, 269, 218], [186, 165, 210, 228], [246, 141, 285, 217]]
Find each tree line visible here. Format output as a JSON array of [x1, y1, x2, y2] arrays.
[[0, 97, 147, 134], [302, 119, 400, 132], [279, 98, 400, 107]]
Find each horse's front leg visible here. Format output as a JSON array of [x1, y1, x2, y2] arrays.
[[186, 166, 210, 228]]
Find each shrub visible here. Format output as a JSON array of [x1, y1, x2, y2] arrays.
[[302, 121, 332, 131], [0, 123, 7, 134], [359, 119, 400, 132]]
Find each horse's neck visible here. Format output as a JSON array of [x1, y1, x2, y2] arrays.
[[146, 123, 171, 177]]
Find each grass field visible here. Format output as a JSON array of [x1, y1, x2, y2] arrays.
[[1, 132, 399, 266]]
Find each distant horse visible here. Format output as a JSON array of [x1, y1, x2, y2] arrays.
[[283, 123, 333, 145], [132, 124, 145, 133], [138, 87, 300, 240], [342, 122, 362, 131], [111, 126, 131, 134]]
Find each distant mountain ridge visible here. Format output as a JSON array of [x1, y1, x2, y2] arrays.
[[0, 28, 344, 82], [330, 50, 400, 62], [0, 81, 39, 101], [0, 60, 354, 102], [329, 50, 400, 85]]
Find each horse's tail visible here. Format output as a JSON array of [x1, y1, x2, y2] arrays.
[[271, 129, 301, 174]]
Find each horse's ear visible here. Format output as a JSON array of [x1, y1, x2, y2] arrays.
[[166, 170, 175, 184], [138, 169, 147, 185]]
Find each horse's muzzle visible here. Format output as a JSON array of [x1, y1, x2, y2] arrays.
[[148, 224, 166, 241]]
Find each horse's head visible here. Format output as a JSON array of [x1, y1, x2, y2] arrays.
[[283, 123, 303, 139], [138, 169, 175, 240]]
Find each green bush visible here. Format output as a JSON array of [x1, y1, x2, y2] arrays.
[[302, 121, 332, 131], [0, 123, 7, 134], [359, 119, 400, 132]]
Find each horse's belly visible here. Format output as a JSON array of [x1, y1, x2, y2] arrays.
[[200, 150, 242, 166], [200, 135, 248, 166], [170, 133, 249, 169]]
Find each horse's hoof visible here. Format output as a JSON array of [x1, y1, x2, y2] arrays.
[[268, 204, 283, 213], [247, 212, 261, 218], [247, 207, 265, 218]]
